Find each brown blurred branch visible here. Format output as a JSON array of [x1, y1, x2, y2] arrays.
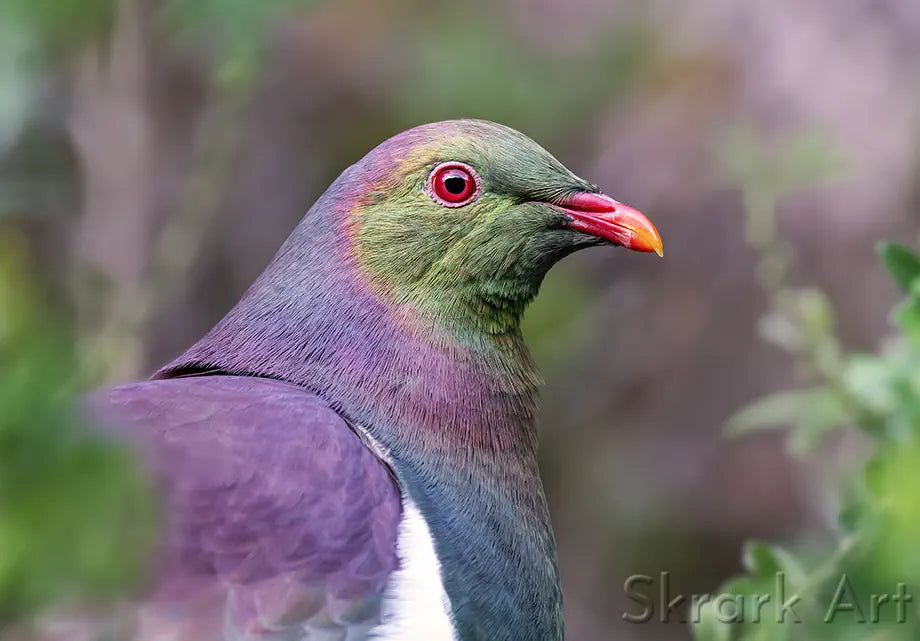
[[69, 0, 255, 384]]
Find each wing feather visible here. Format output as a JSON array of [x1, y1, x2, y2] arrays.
[[85, 376, 401, 641]]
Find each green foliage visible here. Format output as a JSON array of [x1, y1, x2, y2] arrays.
[[880, 242, 920, 344], [160, 0, 323, 89], [880, 242, 920, 294], [398, 12, 651, 142], [694, 133, 920, 640], [0, 237, 156, 624], [0, 0, 118, 59], [725, 387, 848, 455]]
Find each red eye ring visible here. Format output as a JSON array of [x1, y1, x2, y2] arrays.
[[427, 162, 481, 207]]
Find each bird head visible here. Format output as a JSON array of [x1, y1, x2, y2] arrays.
[[345, 120, 662, 336], [157, 120, 661, 439]]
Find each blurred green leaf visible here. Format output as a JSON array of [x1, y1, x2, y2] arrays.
[[692, 598, 733, 641], [726, 388, 847, 448], [861, 443, 920, 583], [793, 289, 836, 339], [159, 0, 322, 87], [776, 131, 847, 191], [0, 236, 156, 623], [843, 354, 899, 415], [878, 242, 920, 294], [722, 128, 920, 641], [757, 312, 804, 352], [718, 121, 920, 641], [892, 299, 920, 344], [743, 541, 807, 589], [161, 0, 307, 39], [718, 127, 845, 203], [0, 26, 38, 154], [837, 500, 866, 535], [0, 0, 118, 58]]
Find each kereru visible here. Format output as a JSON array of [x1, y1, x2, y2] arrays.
[[89, 120, 662, 641]]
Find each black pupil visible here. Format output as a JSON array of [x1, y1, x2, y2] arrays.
[[444, 175, 467, 195]]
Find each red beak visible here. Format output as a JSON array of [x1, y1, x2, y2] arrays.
[[557, 192, 663, 257]]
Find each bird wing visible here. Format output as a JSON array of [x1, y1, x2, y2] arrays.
[[84, 375, 401, 641]]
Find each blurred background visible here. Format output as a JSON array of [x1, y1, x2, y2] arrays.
[[1, 1, 920, 639]]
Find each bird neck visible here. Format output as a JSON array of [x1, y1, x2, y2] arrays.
[[158, 166, 546, 456], [155, 180, 563, 640], [407, 281, 537, 339], [157, 239, 542, 454], [388, 444, 563, 641]]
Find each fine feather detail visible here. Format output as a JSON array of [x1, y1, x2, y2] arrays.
[[370, 499, 458, 641]]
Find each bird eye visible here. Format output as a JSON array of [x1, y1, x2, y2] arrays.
[[428, 162, 481, 207]]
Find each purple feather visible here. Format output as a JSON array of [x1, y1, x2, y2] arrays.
[[89, 376, 400, 638]]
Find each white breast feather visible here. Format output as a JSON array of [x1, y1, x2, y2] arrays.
[[369, 498, 458, 641]]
